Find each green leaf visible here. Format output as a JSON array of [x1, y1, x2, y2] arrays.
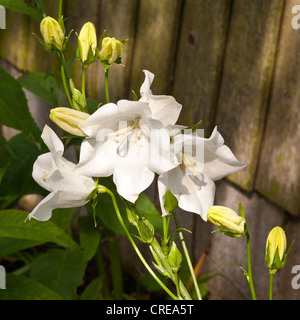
[[17, 72, 62, 106], [0, 133, 41, 208], [0, 275, 63, 300], [135, 193, 164, 236], [0, 0, 42, 20], [0, 237, 43, 257], [80, 231, 101, 262], [0, 65, 41, 142], [0, 209, 80, 251], [80, 276, 103, 300], [29, 248, 87, 300], [93, 177, 133, 236]]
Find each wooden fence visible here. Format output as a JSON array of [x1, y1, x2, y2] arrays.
[[1, 0, 300, 300]]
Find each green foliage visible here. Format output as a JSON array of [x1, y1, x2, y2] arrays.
[[29, 249, 87, 299], [0, 210, 79, 251], [0, 65, 41, 143], [0, 133, 41, 209], [0, 0, 43, 20], [0, 275, 63, 300]]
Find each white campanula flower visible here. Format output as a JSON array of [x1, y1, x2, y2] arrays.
[[157, 127, 247, 220], [26, 125, 96, 221], [76, 100, 177, 203]]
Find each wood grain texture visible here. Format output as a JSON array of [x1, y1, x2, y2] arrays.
[[130, 0, 183, 96], [214, 0, 284, 191], [255, 0, 300, 216], [172, 0, 231, 133]]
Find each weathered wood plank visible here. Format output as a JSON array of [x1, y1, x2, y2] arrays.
[[255, 0, 300, 216], [215, 0, 284, 191], [172, 0, 231, 133], [89, 0, 138, 103], [65, 0, 137, 104], [130, 0, 183, 95]]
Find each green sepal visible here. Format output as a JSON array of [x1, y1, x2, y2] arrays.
[[132, 90, 139, 101], [240, 266, 250, 283], [238, 202, 248, 234], [137, 218, 154, 244], [212, 229, 243, 238], [170, 120, 202, 141], [99, 29, 107, 48], [84, 187, 98, 202]]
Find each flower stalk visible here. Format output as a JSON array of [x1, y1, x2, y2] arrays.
[[98, 186, 179, 300]]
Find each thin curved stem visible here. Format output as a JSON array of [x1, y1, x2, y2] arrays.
[[173, 212, 202, 300], [82, 66, 87, 100], [269, 272, 274, 300], [246, 232, 257, 300], [59, 52, 72, 107], [105, 68, 110, 103], [100, 187, 179, 300]]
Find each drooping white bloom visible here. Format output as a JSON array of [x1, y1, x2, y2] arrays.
[[158, 127, 247, 221], [77, 100, 177, 203], [27, 125, 96, 221], [76, 70, 183, 203]]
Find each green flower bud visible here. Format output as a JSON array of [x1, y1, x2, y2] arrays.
[[49, 107, 89, 137], [40, 16, 65, 52], [167, 241, 182, 272], [99, 37, 124, 64], [69, 79, 87, 111], [137, 218, 154, 244], [163, 188, 178, 214], [207, 205, 246, 237], [77, 22, 97, 64], [265, 227, 287, 273]]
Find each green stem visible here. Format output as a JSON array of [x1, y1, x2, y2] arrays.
[[173, 212, 202, 300], [269, 272, 274, 300], [58, 0, 63, 20], [100, 187, 179, 300], [105, 68, 110, 103], [246, 232, 257, 300], [174, 271, 181, 299], [82, 66, 87, 100], [151, 238, 192, 300], [59, 53, 72, 106]]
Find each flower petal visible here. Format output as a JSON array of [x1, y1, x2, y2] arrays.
[[113, 163, 155, 203], [41, 125, 64, 163], [203, 127, 248, 180], [158, 166, 215, 221], [140, 70, 182, 126], [80, 103, 119, 137]]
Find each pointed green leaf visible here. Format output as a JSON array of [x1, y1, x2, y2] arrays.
[[0, 65, 41, 142], [0, 210, 80, 251], [0, 0, 42, 20]]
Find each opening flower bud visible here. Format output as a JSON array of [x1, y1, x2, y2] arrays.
[[99, 37, 124, 64], [265, 226, 287, 273], [40, 16, 65, 52], [77, 22, 97, 64], [49, 107, 90, 137], [207, 205, 246, 237]]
